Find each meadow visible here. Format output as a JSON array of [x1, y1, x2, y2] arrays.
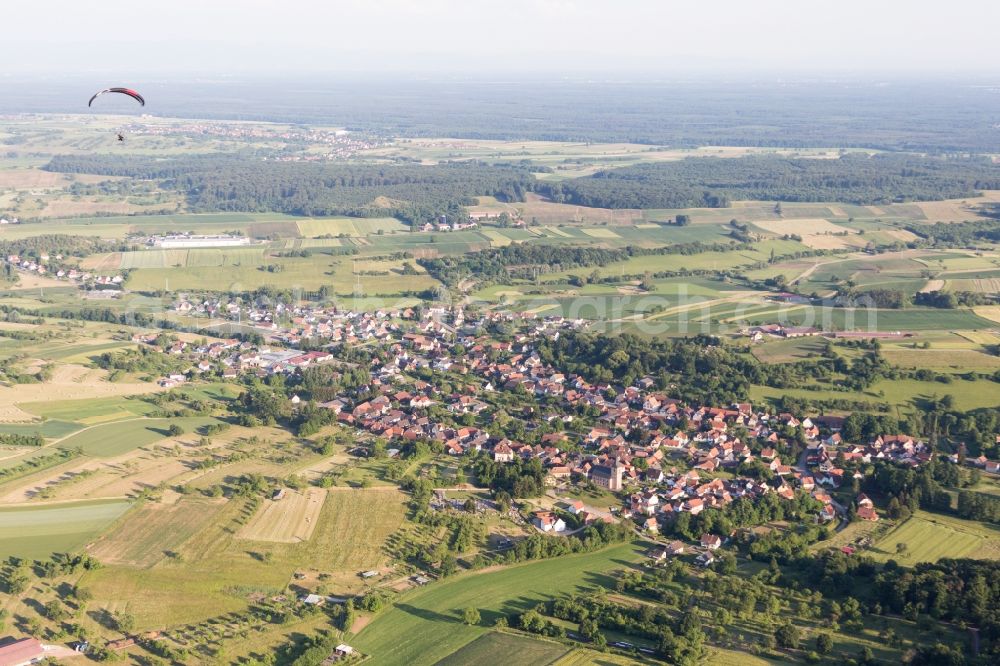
[[751, 374, 1000, 412], [435, 632, 570, 666], [0, 498, 131, 559], [353, 542, 643, 665], [868, 511, 1000, 566], [552, 649, 646, 665], [54, 416, 221, 457], [88, 498, 228, 568]]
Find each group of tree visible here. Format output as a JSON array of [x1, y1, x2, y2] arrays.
[[914, 290, 997, 308], [536, 331, 842, 406], [535, 153, 1000, 209]]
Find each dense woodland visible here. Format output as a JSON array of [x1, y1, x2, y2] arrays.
[[906, 219, 1000, 246], [44, 152, 1000, 227], [44, 156, 536, 224], [539, 154, 1000, 209]]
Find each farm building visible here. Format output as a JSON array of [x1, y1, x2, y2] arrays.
[[149, 234, 251, 249], [0, 637, 49, 666]]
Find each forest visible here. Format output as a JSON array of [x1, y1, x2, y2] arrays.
[[538, 154, 1000, 209], [44, 151, 1000, 225], [418, 244, 629, 286], [906, 219, 1000, 246], [44, 156, 537, 224]]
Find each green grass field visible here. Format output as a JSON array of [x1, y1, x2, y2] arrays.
[[765, 307, 998, 332], [121, 245, 444, 294], [296, 216, 407, 237], [0, 420, 82, 439], [88, 498, 228, 568], [435, 632, 569, 666], [868, 511, 1000, 565], [751, 376, 1000, 412], [55, 416, 221, 456], [353, 542, 643, 665], [0, 499, 131, 559], [19, 395, 159, 422], [552, 649, 644, 665]]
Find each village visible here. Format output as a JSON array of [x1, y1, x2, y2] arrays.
[[124, 298, 972, 567]]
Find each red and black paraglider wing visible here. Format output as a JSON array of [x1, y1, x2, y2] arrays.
[[88, 87, 145, 107]]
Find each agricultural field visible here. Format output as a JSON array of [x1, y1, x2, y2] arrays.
[[0, 498, 131, 559], [42, 416, 220, 457], [88, 498, 227, 567], [367, 139, 847, 176], [1, 114, 1000, 666], [236, 488, 326, 543], [751, 374, 1000, 412], [435, 632, 570, 666], [295, 216, 407, 237], [0, 365, 165, 424], [867, 511, 1000, 566], [552, 649, 645, 665], [66, 481, 407, 630], [751, 218, 864, 249], [353, 542, 643, 665]]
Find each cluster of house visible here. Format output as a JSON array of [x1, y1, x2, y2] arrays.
[[649, 533, 726, 568], [132, 332, 339, 386], [807, 432, 931, 471], [127, 121, 383, 160], [417, 217, 479, 233], [4, 253, 124, 286]]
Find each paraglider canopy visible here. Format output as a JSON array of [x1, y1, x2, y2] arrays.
[[88, 87, 145, 107]]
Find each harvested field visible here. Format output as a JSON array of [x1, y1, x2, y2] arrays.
[[753, 218, 861, 248], [5, 365, 164, 422], [883, 229, 921, 242], [974, 306, 1000, 324], [947, 277, 1000, 293], [41, 199, 158, 217], [0, 168, 69, 188], [4, 453, 193, 503], [88, 497, 227, 567], [581, 228, 621, 239], [237, 488, 326, 543], [956, 330, 1000, 345], [0, 458, 103, 503], [916, 197, 992, 222], [920, 279, 945, 293]]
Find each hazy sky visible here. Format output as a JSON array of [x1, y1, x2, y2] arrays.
[[5, 0, 998, 75]]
